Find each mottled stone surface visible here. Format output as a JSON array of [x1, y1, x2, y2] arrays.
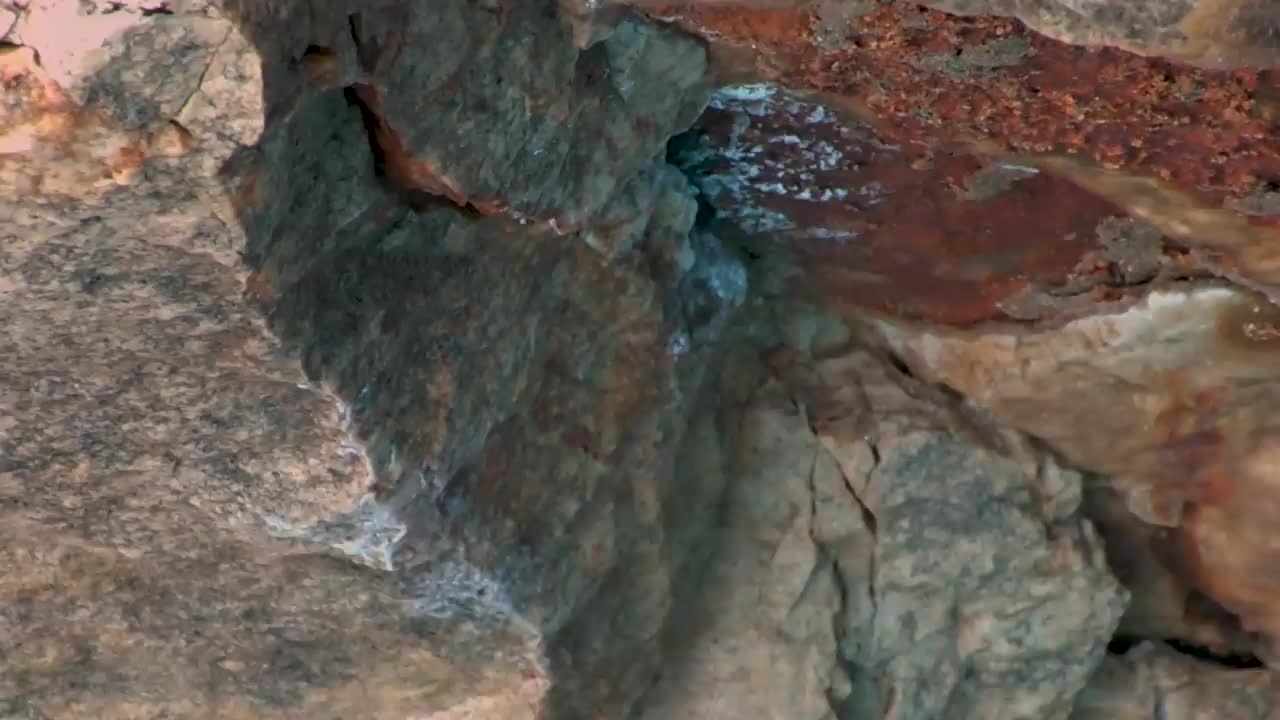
[[343, 2, 709, 232], [236, 75, 747, 718], [800, 345, 1124, 720], [632, 294, 1126, 720], [649, 2, 1280, 204], [650, 1, 1280, 311], [0, 0, 735, 717], [642, 2, 1280, 709], [0, 519, 547, 719]]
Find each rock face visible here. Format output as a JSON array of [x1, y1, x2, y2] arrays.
[[672, 82, 1198, 325], [655, 1, 1280, 311], [661, 327, 1125, 720], [873, 287, 1280, 662], [1, 1, 735, 716], [3, 0, 1279, 718]]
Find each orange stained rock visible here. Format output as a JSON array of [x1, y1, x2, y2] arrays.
[[346, 84, 472, 207], [1084, 317, 1280, 647], [794, 155, 1126, 325], [1155, 348, 1280, 645], [1181, 457, 1280, 647], [869, 286, 1280, 654], [1079, 361, 1280, 652], [0, 46, 85, 152], [651, 2, 1280, 213], [689, 87, 1149, 324]]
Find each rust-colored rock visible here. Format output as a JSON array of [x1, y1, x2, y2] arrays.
[[12, 0, 1280, 716], [677, 83, 1192, 324], [653, 4, 1280, 210]]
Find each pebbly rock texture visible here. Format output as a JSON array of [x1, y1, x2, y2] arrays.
[[650, 1, 1280, 309]]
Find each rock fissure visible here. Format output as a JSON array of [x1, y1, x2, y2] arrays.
[[1163, 638, 1264, 670]]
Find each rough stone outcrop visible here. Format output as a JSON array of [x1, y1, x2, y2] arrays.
[[642, 0, 1280, 716], [660, 316, 1126, 720], [1, 1, 737, 717], [872, 287, 1280, 664], [4, 0, 1280, 718], [654, 1, 1280, 316]]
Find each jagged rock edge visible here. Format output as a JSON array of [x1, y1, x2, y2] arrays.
[[238, 10, 749, 623]]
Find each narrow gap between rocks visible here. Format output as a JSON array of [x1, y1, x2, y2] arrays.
[[342, 85, 387, 178], [340, 82, 485, 217], [1109, 636, 1263, 670]]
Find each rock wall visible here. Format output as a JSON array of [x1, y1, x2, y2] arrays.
[[3, 1, 1278, 719], [638, 304, 1126, 719], [3, 1, 740, 716]]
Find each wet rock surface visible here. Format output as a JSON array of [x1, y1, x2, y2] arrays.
[[4, 0, 1280, 718]]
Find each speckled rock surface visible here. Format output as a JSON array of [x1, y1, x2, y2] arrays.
[[671, 82, 1204, 325], [235, 74, 747, 717], [0, 0, 734, 717], [643, 1, 1280, 713], [649, 1, 1280, 309], [7, 0, 1279, 717]]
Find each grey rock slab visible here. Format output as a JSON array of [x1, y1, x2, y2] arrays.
[[351, 2, 711, 230]]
